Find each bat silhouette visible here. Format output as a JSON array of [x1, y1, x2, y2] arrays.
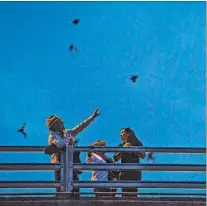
[[17, 123, 27, 138], [69, 44, 79, 52], [72, 19, 80, 25], [130, 75, 138, 83]]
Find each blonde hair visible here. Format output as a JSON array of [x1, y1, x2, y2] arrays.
[[92, 140, 107, 147]]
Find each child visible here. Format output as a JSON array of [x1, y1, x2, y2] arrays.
[[86, 140, 119, 198]]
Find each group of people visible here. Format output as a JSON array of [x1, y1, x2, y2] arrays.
[[45, 108, 150, 198]]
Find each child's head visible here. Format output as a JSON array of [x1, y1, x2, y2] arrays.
[[92, 140, 107, 156]]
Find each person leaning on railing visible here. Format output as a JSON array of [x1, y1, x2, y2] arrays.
[[113, 128, 145, 198], [86, 140, 119, 198], [45, 108, 100, 196]]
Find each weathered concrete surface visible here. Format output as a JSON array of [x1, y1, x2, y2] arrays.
[[0, 198, 206, 206]]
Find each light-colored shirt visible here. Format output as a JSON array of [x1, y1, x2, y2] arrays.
[[86, 153, 108, 181], [48, 115, 94, 163], [50, 130, 75, 148]]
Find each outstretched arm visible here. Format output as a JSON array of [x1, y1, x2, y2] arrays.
[[137, 151, 146, 159], [72, 108, 100, 137], [137, 141, 145, 159], [113, 152, 121, 162], [86, 153, 98, 163], [134, 139, 145, 159], [113, 143, 124, 162]]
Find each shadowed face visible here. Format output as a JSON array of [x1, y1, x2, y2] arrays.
[[120, 129, 129, 143], [50, 119, 65, 133]]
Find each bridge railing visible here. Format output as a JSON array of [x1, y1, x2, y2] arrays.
[[0, 146, 206, 198]]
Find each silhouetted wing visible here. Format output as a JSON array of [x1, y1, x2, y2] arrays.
[[74, 47, 79, 52], [22, 131, 27, 138], [130, 75, 138, 83], [72, 19, 79, 25], [20, 123, 26, 130]]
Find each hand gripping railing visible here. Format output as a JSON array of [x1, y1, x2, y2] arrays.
[[0, 146, 206, 197]]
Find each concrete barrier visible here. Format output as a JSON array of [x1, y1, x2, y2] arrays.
[[0, 198, 206, 206]]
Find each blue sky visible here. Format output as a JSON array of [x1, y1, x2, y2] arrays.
[[0, 1, 206, 195]]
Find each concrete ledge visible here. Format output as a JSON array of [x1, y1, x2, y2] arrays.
[[0, 198, 206, 206]]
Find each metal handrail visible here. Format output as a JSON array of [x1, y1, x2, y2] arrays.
[[0, 163, 205, 172], [0, 146, 206, 153], [73, 147, 206, 153], [0, 192, 205, 196], [73, 163, 206, 172], [0, 181, 59, 188], [0, 146, 45, 152], [73, 181, 206, 189], [0, 181, 205, 189], [0, 163, 60, 171], [0, 146, 206, 196]]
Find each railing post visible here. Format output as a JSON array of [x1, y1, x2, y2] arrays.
[[64, 138, 74, 193], [67, 144, 74, 193], [64, 140, 69, 192], [60, 151, 65, 192], [62, 149, 67, 192]]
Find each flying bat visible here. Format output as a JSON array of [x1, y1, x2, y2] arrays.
[[17, 123, 27, 138], [130, 75, 138, 83], [69, 44, 79, 52], [72, 19, 80, 25]]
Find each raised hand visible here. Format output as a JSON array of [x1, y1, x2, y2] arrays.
[[92, 107, 100, 119], [147, 152, 155, 162]]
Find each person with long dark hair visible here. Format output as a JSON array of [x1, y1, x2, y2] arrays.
[[113, 128, 145, 198]]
